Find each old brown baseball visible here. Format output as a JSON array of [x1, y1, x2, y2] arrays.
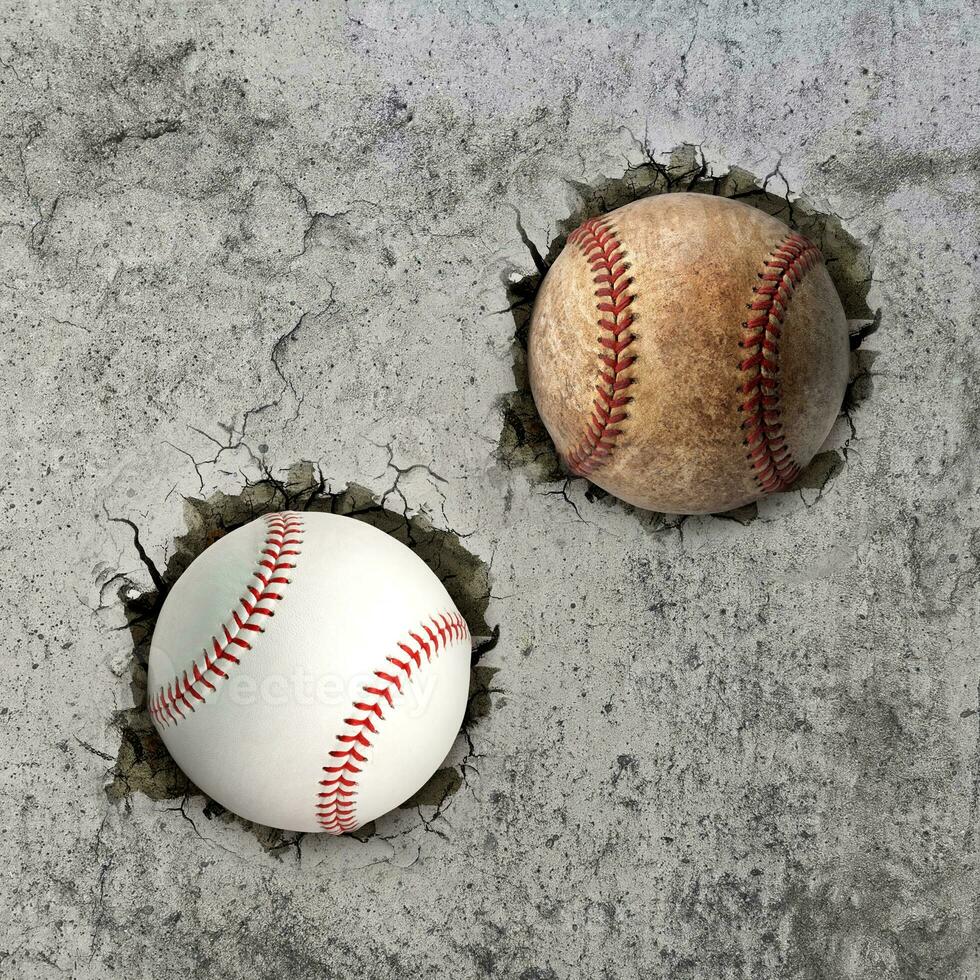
[[528, 192, 850, 514]]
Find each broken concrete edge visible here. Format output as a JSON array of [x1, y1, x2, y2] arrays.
[[495, 142, 881, 521], [105, 462, 501, 853]]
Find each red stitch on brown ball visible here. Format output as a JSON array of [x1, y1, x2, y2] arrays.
[[738, 231, 822, 493], [563, 217, 637, 476]]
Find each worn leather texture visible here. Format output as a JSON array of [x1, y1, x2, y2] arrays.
[[528, 192, 850, 514]]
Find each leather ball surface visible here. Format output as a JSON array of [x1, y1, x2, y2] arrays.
[[528, 193, 849, 514], [147, 512, 471, 834]]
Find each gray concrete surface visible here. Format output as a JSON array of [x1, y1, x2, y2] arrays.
[[2, 2, 978, 977]]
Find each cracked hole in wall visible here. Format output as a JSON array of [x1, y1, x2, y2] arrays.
[[107, 462, 499, 851], [497, 143, 880, 524]]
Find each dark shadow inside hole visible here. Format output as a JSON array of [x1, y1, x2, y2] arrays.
[[107, 461, 499, 851], [497, 144, 880, 525]]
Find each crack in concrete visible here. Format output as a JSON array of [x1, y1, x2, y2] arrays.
[[675, 0, 707, 103], [105, 462, 498, 854], [101, 118, 182, 148], [105, 513, 166, 594], [496, 143, 881, 527]]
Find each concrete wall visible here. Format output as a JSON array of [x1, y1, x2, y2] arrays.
[[1, 2, 976, 977]]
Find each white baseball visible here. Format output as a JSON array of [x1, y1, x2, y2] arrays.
[[147, 511, 471, 834]]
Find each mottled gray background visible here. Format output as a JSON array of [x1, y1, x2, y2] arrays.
[[2, 2, 978, 978]]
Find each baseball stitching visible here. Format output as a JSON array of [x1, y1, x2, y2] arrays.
[[738, 231, 822, 493], [564, 217, 637, 476], [148, 512, 303, 728], [316, 611, 469, 834]]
